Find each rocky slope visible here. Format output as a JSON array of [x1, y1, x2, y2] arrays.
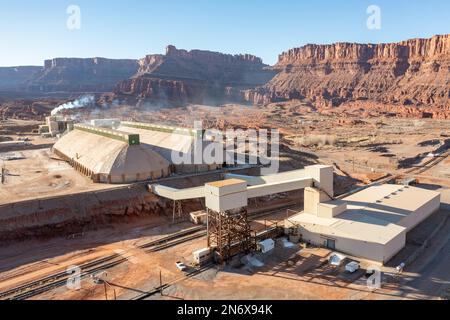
[[245, 34, 450, 117], [0, 99, 62, 120], [0, 184, 168, 241], [114, 45, 276, 106]]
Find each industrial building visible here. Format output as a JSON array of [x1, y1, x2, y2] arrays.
[[151, 165, 331, 261], [118, 121, 223, 173], [286, 183, 440, 263], [39, 116, 74, 137], [51, 120, 227, 183], [150, 165, 441, 264], [90, 118, 121, 129], [53, 124, 170, 183], [50, 117, 442, 263]]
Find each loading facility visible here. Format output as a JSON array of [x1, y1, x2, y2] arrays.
[[151, 165, 440, 264]]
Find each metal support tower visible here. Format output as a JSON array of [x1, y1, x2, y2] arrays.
[[1, 166, 6, 184], [207, 207, 253, 263], [172, 200, 184, 223]]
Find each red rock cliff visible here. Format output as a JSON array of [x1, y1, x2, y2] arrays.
[[246, 34, 450, 116], [114, 46, 276, 106]]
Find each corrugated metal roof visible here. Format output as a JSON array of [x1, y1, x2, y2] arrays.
[[117, 125, 223, 164], [53, 129, 170, 177]]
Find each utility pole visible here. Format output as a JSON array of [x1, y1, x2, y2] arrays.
[[159, 269, 163, 296], [104, 281, 116, 300], [103, 281, 108, 300], [91, 271, 110, 300]]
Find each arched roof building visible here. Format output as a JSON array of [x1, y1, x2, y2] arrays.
[[53, 124, 171, 183]]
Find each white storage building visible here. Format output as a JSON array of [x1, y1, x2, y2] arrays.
[[286, 184, 441, 263]]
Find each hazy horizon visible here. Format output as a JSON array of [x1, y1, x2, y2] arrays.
[[1, 0, 449, 67]]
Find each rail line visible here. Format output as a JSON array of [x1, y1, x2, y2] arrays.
[[336, 148, 449, 200], [0, 198, 305, 300], [404, 149, 450, 175], [0, 226, 206, 300], [130, 206, 300, 300], [8, 256, 129, 300], [129, 206, 300, 300]]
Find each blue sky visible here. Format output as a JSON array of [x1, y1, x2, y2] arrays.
[[0, 0, 449, 66]]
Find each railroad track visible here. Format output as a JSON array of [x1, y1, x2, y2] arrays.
[[130, 207, 299, 301], [404, 149, 450, 175], [0, 253, 127, 300], [0, 203, 298, 300], [139, 226, 205, 251], [0, 226, 206, 300], [147, 232, 207, 252], [336, 149, 450, 200]]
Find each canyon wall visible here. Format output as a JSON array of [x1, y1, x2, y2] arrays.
[[0, 66, 42, 91], [0, 58, 139, 94], [114, 45, 276, 106], [245, 34, 450, 116], [2, 35, 449, 117], [27, 58, 139, 93]]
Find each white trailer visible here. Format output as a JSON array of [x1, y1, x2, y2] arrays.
[[193, 248, 212, 265], [258, 239, 275, 254]]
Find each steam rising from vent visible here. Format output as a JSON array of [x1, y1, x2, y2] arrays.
[[51, 95, 95, 116]]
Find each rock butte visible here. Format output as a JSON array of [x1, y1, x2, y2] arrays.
[[244, 34, 450, 119], [0, 34, 449, 119]]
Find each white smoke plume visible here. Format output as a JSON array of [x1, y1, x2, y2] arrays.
[[51, 95, 95, 116]]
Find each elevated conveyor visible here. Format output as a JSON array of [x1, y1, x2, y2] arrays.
[[149, 169, 313, 201], [149, 185, 205, 201]]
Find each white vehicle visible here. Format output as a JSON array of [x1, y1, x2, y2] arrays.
[[396, 262, 405, 273], [175, 261, 187, 272], [345, 261, 360, 273]]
